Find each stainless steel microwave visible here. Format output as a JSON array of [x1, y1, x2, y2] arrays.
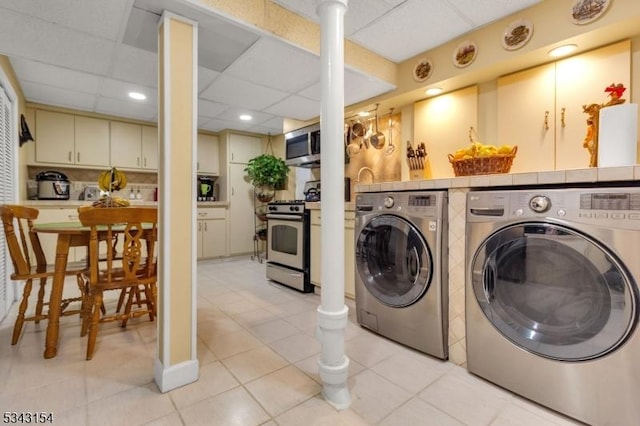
[[285, 123, 320, 168]]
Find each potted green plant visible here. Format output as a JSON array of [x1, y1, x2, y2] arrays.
[[244, 154, 290, 202]]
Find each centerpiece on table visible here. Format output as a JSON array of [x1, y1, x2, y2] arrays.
[[244, 154, 289, 202], [94, 167, 130, 207]]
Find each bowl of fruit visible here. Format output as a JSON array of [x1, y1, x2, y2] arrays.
[[448, 129, 517, 176]]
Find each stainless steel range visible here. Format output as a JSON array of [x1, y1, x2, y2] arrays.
[[266, 200, 313, 293]]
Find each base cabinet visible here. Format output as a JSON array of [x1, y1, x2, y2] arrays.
[[310, 210, 355, 299], [197, 208, 227, 259]]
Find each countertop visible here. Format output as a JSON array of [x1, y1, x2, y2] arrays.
[[353, 165, 640, 193], [25, 200, 229, 208]]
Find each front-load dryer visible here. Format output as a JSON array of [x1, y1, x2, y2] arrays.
[[466, 187, 640, 425], [355, 191, 448, 359]]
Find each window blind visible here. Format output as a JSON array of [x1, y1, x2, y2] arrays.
[[0, 84, 14, 320]]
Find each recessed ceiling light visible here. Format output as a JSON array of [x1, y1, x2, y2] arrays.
[[425, 87, 443, 96], [358, 111, 370, 117], [548, 44, 577, 58], [239, 114, 252, 121], [128, 91, 146, 100]]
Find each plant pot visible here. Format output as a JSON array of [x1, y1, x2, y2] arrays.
[[255, 205, 268, 221], [256, 227, 268, 241], [255, 184, 275, 202]]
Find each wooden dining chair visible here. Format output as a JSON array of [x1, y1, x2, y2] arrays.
[[0, 205, 86, 345], [78, 206, 157, 360]]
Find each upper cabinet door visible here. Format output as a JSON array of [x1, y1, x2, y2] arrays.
[[498, 40, 631, 173], [498, 63, 556, 173], [142, 126, 159, 170], [197, 133, 220, 175], [110, 121, 142, 169], [555, 40, 631, 170], [35, 110, 75, 165], [74, 116, 110, 167], [229, 133, 262, 164], [414, 85, 478, 178]]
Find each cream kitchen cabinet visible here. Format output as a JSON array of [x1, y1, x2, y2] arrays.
[[310, 210, 356, 299], [35, 110, 110, 167], [36, 208, 86, 264], [414, 86, 478, 178], [227, 133, 263, 256], [110, 121, 157, 170], [110, 121, 141, 169], [197, 208, 227, 258], [141, 126, 159, 170], [498, 40, 631, 173], [228, 133, 262, 164], [197, 133, 220, 175]]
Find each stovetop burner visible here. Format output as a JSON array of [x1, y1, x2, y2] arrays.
[[269, 199, 306, 205]]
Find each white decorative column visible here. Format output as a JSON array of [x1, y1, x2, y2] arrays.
[[154, 11, 199, 393], [316, 0, 351, 410]]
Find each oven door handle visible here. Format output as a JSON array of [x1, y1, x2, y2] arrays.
[[266, 214, 304, 221]]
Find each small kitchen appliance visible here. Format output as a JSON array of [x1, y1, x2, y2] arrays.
[[36, 170, 70, 200], [197, 175, 216, 201]]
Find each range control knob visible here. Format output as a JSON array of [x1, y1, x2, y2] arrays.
[[383, 196, 395, 208], [529, 195, 551, 213]]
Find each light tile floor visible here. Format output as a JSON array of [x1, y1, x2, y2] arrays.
[[0, 257, 582, 425]]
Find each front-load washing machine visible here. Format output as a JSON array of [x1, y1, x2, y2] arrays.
[[355, 191, 448, 359], [466, 187, 640, 425]]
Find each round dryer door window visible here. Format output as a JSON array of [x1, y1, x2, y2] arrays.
[[356, 214, 433, 307], [471, 222, 637, 361]]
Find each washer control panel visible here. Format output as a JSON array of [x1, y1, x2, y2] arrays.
[[467, 187, 640, 229]]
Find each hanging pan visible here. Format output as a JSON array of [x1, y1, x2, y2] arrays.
[[369, 104, 385, 149]]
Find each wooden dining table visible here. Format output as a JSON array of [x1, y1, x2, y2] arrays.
[[32, 221, 155, 359]]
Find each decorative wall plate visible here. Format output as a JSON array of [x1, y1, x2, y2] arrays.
[[502, 19, 533, 51], [453, 41, 477, 68], [413, 58, 433, 82], [571, 0, 611, 25]]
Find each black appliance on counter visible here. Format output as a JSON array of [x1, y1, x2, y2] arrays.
[[197, 175, 216, 201], [36, 171, 70, 200], [303, 178, 351, 202], [265, 200, 313, 293]]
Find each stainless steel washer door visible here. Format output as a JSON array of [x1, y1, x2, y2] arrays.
[[356, 214, 433, 307], [471, 222, 637, 361]]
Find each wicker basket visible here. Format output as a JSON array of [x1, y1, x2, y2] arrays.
[[448, 146, 517, 176]]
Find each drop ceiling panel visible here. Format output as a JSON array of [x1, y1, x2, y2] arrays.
[[224, 37, 321, 93], [198, 99, 228, 118], [122, 7, 160, 53], [198, 67, 220, 93], [200, 74, 289, 110], [130, 0, 260, 73], [0, 0, 130, 41], [99, 78, 157, 105], [20, 81, 98, 111], [111, 45, 158, 88], [272, 0, 394, 36], [351, 1, 474, 63], [0, 8, 116, 75], [217, 107, 273, 125], [264, 95, 319, 121], [9, 58, 103, 95], [446, 0, 542, 27], [95, 96, 157, 121], [344, 69, 396, 106]]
